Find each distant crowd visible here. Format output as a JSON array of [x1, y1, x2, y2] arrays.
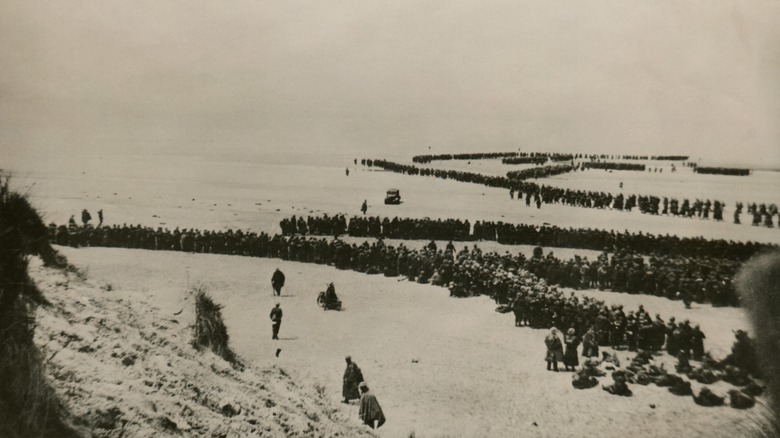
[[362, 159, 777, 226], [411, 151, 689, 164], [501, 157, 548, 165], [581, 162, 645, 172], [693, 166, 751, 177], [506, 164, 576, 180]]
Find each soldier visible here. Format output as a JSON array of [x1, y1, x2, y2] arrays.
[[358, 382, 386, 429], [270, 303, 283, 340], [98, 209, 104, 226], [563, 328, 580, 371], [582, 326, 598, 358], [81, 209, 92, 226], [691, 325, 706, 361], [342, 356, 364, 403], [271, 268, 285, 296], [361, 200, 368, 215], [545, 327, 564, 372]]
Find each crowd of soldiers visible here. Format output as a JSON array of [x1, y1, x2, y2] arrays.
[[411, 152, 518, 163], [501, 156, 548, 165], [284, 214, 775, 261], [411, 151, 689, 164], [279, 214, 756, 307], [581, 162, 645, 172], [522, 250, 739, 307], [506, 164, 576, 180], [740, 202, 780, 228], [362, 159, 770, 225], [50, 221, 709, 357], [693, 166, 751, 176]]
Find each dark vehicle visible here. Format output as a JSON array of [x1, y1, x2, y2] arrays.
[[317, 283, 342, 310], [384, 189, 401, 205]]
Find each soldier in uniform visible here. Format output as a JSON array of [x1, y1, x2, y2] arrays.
[[545, 327, 564, 371], [271, 268, 285, 296], [342, 356, 364, 403], [270, 303, 283, 340]]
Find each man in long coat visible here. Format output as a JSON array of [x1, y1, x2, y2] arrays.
[[342, 356, 364, 403], [545, 328, 564, 372], [271, 268, 285, 296], [358, 382, 386, 429]]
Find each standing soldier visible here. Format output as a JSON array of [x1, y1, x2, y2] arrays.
[[98, 209, 104, 226], [358, 382, 386, 429], [271, 268, 285, 296], [270, 303, 283, 340], [342, 356, 364, 404], [545, 327, 564, 372], [361, 200, 368, 215], [81, 209, 92, 226]]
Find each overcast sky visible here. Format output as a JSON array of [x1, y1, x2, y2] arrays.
[[1, 0, 778, 166]]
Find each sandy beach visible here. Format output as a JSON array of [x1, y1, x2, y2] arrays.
[[7, 151, 775, 437]]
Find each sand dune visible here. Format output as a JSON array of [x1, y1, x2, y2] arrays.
[[57, 246, 767, 438]]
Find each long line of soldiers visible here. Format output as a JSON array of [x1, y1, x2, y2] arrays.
[[412, 152, 518, 163], [283, 214, 775, 261], [283, 215, 769, 307], [581, 162, 645, 172], [693, 166, 751, 176], [505, 164, 576, 180], [51, 222, 708, 357], [363, 159, 777, 226], [411, 151, 689, 164]]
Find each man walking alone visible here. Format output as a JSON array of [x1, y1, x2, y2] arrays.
[[271, 268, 285, 296], [270, 303, 283, 340]]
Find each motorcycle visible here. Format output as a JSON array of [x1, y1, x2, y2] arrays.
[[317, 283, 342, 310]]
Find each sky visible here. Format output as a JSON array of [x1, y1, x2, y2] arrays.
[[1, 0, 779, 167]]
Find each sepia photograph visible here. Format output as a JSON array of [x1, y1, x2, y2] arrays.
[[1, 1, 779, 437]]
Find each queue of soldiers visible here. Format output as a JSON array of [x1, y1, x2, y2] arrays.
[[581, 162, 645, 172], [412, 152, 518, 163], [501, 156, 548, 165], [51, 221, 709, 359], [283, 214, 775, 262], [362, 159, 769, 225], [741, 202, 779, 228], [505, 164, 576, 180], [411, 151, 689, 164], [693, 166, 751, 176], [278, 214, 769, 307]]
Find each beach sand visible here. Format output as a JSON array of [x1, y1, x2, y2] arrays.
[[10, 152, 778, 437]]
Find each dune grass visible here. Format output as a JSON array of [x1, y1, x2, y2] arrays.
[[192, 285, 242, 368], [0, 175, 79, 437]]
